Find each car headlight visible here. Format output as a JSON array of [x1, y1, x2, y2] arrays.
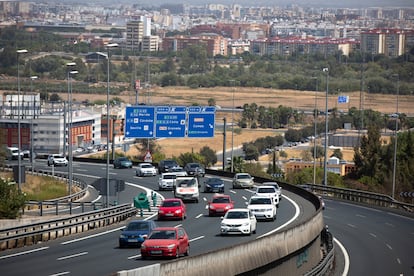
[[141, 244, 146, 249], [119, 234, 126, 239], [167, 244, 176, 249], [209, 205, 215, 209], [218, 184, 224, 187], [221, 222, 227, 227], [175, 209, 182, 214], [242, 222, 250, 226], [206, 184, 212, 188], [158, 210, 164, 214], [265, 208, 273, 212], [225, 205, 232, 210]]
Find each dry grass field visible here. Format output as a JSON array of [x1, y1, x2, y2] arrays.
[[4, 86, 412, 162]]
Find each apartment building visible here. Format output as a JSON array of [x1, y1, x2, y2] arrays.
[[126, 16, 154, 51], [161, 34, 228, 56], [360, 28, 407, 57], [284, 157, 356, 177]]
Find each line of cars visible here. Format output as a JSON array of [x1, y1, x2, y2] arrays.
[[118, 174, 283, 260]]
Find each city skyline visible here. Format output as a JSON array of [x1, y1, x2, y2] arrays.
[[32, 0, 414, 9]]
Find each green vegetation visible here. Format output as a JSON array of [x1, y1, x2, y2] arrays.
[[0, 177, 26, 219]]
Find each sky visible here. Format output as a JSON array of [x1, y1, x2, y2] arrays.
[[40, 0, 414, 9]]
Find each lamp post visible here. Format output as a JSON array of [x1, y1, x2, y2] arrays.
[[391, 74, 399, 199], [67, 64, 77, 196], [30, 75, 38, 173], [106, 43, 118, 207], [230, 80, 235, 173], [322, 68, 329, 186], [312, 76, 318, 185], [17, 49, 28, 190]]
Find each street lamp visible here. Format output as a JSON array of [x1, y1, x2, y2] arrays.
[[312, 76, 318, 185], [391, 74, 399, 199], [30, 75, 38, 173], [322, 68, 329, 186], [106, 43, 118, 207], [230, 80, 235, 173], [67, 63, 77, 196], [17, 49, 28, 189]]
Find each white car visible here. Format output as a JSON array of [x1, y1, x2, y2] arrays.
[[174, 176, 199, 203], [247, 196, 277, 221], [135, 163, 157, 177], [220, 208, 257, 235], [254, 185, 280, 207], [158, 173, 177, 191], [232, 173, 254, 189], [262, 181, 282, 199], [47, 154, 68, 166]]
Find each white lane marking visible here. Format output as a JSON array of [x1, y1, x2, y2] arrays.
[[61, 226, 125, 245], [203, 197, 207, 202], [128, 254, 141, 260], [397, 258, 401, 264], [334, 237, 350, 276], [190, 236, 204, 242], [387, 212, 414, 221], [369, 233, 377, 238], [323, 215, 332, 219], [174, 224, 183, 228], [229, 190, 236, 194], [386, 243, 393, 250], [338, 202, 382, 213], [49, 272, 70, 276], [347, 223, 357, 228], [205, 204, 209, 209], [356, 214, 366, 218], [242, 196, 247, 201], [257, 194, 300, 238], [195, 214, 203, 219], [57, 251, 88, 260], [385, 222, 395, 227], [0, 246, 49, 260]]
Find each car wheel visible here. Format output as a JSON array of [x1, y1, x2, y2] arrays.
[[184, 245, 189, 256], [253, 227, 256, 234], [175, 248, 180, 258], [141, 255, 147, 260]]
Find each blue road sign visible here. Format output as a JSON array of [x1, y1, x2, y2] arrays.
[[155, 106, 187, 138], [338, 95, 349, 104], [187, 106, 216, 138], [125, 106, 155, 138]]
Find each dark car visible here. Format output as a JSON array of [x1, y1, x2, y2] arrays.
[[158, 159, 179, 174], [113, 157, 133, 169], [203, 177, 225, 193], [119, 220, 157, 248], [184, 162, 205, 177]]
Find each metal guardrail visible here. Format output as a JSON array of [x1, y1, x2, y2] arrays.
[[302, 183, 414, 213], [0, 203, 137, 251]]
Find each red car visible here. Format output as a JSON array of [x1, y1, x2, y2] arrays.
[[140, 227, 190, 259], [157, 198, 186, 220], [208, 194, 234, 216]]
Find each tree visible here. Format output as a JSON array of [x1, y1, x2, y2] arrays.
[[331, 148, 343, 160], [244, 144, 259, 161], [353, 125, 384, 186], [0, 178, 26, 219], [177, 152, 204, 167], [199, 146, 217, 167]]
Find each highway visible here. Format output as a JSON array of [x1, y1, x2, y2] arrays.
[[1, 160, 413, 275], [0, 161, 312, 276]]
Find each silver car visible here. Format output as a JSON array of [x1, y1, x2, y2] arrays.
[[232, 173, 254, 189]]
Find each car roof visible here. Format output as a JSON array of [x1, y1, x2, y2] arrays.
[[163, 198, 182, 202], [212, 193, 230, 198], [257, 185, 276, 189], [152, 227, 178, 231], [227, 208, 249, 212]]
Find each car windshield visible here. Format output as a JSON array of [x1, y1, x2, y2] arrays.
[[141, 164, 152, 168], [189, 164, 200, 168], [226, 211, 248, 219], [258, 188, 275, 193], [207, 178, 222, 185], [149, 230, 176, 239], [177, 179, 197, 187], [125, 222, 149, 231], [54, 155, 65, 159], [162, 175, 176, 180], [212, 197, 230, 203], [250, 198, 272, 205], [164, 160, 177, 166], [119, 157, 129, 161], [237, 174, 250, 179], [162, 200, 181, 207]]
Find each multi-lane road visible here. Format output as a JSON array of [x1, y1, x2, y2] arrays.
[[1, 160, 413, 276]]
